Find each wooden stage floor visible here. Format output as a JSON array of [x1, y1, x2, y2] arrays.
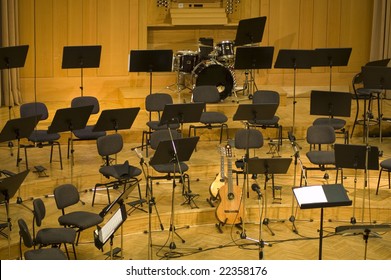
[[1, 91, 391, 260]]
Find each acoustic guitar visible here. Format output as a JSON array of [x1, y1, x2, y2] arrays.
[[215, 143, 245, 225], [209, 146, 226, 199]]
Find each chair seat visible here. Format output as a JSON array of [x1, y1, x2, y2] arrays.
[[380, 158, 391, 170], [313, 118, 346, 130], [306, 151, 335, 165], [151, 162, 189, 174], [35, 228, 76, 245], [200, 112, 228, 124], [73, 125, 106, 140], [99, 161, 142, 179], [24, 248, 68, 260], [354, 88, 380, 98], [147, 120, 180, 130], [58, 211, 103, 230], [28, 130, 60, 142]]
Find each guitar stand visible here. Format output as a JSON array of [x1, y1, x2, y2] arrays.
[[215, 219, 243, 234]]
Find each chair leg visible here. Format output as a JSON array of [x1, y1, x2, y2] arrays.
[[376, 168, 383, 195]]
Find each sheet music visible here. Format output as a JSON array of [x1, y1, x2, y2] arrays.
[[293, 185, 327, 206], [98, 207, 123, 244]]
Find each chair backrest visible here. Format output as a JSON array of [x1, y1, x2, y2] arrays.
[[71, 96, 100, 115], [150, 129, 182, 150], [96, 133, 123, 157], [33, 198, 46, 227], [53, 184, 80, 210], [145, 93, 173, 112], [18, 218, 34, 248], [306, 125, 335, 145], [192, 85, 220, 103], [252, 90, 280, 105], [20, 102, 48, 120], [234, 129, 264, 149]]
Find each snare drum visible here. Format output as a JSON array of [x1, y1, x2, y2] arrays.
[[216, 41, 235, 61], [174, 50, 199, 73]]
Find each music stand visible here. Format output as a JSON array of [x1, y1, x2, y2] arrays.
[[61, 45, 102, 96], [335, 223, 391, 260], [293, 184, 352, 259], [0, 45, 29, 154], [247, 157, 292, 236], [310, 90, 352, 118], [0, 116, 40, 168], [0, 169, 30, 257], [234, 46, 274, 100], [96, 182, 138, 259], [334, 143, 379, 224], [313, 48, 352, 90], [93, 107, 140, 133], [48, 105, 94, 185], [234, 16, 266, 47], [129, 50, 173, 95], [149, 136, 199, 257], [94, 203, 127, 260], [159, 102, 205, 130], [274, 49, 315, 133]]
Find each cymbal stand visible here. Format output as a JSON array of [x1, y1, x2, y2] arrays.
[[288, 132, 310, 234]]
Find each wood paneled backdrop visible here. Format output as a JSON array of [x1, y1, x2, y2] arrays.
[[17, 0, 374, 103]]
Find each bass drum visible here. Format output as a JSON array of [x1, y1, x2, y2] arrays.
[[193, 62, 234, 100]]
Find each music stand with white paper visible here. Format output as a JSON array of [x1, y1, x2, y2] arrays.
[[293, 184, 352, 260]]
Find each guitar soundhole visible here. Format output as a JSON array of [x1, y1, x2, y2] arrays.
[[228, 193, 235, 200]]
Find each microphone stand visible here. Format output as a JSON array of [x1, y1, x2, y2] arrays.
[[252, 184, 266, 259], [132, 147, 164, 260], [288, 132, 308, 234]]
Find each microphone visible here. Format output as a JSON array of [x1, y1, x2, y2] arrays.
[[251, 183, 262, 197], [132, 148, 144, 164]]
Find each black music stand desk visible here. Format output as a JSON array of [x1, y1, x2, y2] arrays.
[[62, 45, 102, 96], [233, 103, 278, 122], [129, 50, 173, 95], [0, 116, 40, 167], [310, 90, 352, 118], [93, 107, 140, 133], [234, 16, 267, 46], [0, 169, 30, 241], [234, 46, 274, 70], [293, 184, 352, 259], [159, 102, 205, 127]]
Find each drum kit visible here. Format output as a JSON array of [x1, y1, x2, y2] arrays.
[[170, 39, 241, 101]]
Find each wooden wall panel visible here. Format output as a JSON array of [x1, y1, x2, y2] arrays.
[[97, 0, 130, 76], [16, 0, 375, 102]]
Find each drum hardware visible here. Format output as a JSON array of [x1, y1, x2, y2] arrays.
[[192, 60, 234, 101], [167, 50, 198, 94]]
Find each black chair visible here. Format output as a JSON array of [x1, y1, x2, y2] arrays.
[[188, 85, 229, 147], [233, 128, 264, 185], [148, 129, 190, 198], [18, 218, 68, 260], [32, 198, 77, 259], [67, 96, 106, 159], [350, 59, 390, 141], [248, 90, 282, 153], [19, 102, 63, 170], [92, 133, 143, 208], [53, 183, 104, 245], [302, 125, 341, 186], [376, 158, 391, 195], [142, 93, 180, 157]]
